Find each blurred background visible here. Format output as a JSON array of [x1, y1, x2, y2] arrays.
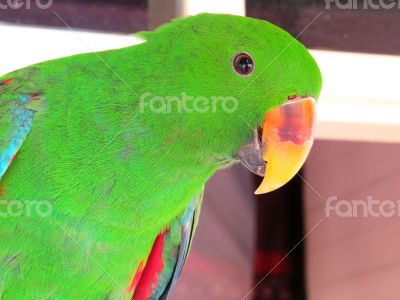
[[1, 1, 400, 299]]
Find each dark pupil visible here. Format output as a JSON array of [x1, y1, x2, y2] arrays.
[[236, 56, 253, 74]]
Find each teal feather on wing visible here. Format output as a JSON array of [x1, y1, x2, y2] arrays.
[[0, 78, 39, 178], [130, 191, 203, 300]]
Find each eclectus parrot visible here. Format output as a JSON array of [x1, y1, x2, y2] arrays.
[[0, 14, 321, 299]]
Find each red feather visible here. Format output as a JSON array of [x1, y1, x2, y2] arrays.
[[130, 232, 165, 300], [1, 78, 13, 85]]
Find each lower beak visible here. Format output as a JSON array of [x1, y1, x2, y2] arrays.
[[237, 97, 316, 194]]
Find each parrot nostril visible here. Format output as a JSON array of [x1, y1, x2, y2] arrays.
[[288, 95, 300, 101]]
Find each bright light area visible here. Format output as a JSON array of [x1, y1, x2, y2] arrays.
[[312, 50, 400, 143], [183, 0, 245, 16], [0, 23, 144, 75], [1, 23, 399, 143]]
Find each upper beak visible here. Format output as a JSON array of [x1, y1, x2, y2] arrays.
[[237, 96, 316, 194]]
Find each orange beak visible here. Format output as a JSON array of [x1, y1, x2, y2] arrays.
[[237, 97, 316, 194]]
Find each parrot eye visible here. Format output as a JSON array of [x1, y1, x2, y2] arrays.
[[233, 52, 255, 76]]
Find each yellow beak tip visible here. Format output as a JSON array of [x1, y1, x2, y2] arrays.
[[254, 184, 280, 195]]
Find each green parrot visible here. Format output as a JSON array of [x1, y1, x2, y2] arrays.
[[0, 13, 321, 299]]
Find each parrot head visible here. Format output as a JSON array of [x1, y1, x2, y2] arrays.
[[140, 13, 322, 194]]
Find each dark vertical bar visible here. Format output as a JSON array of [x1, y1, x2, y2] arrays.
[[252, 173, 306, 300]]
